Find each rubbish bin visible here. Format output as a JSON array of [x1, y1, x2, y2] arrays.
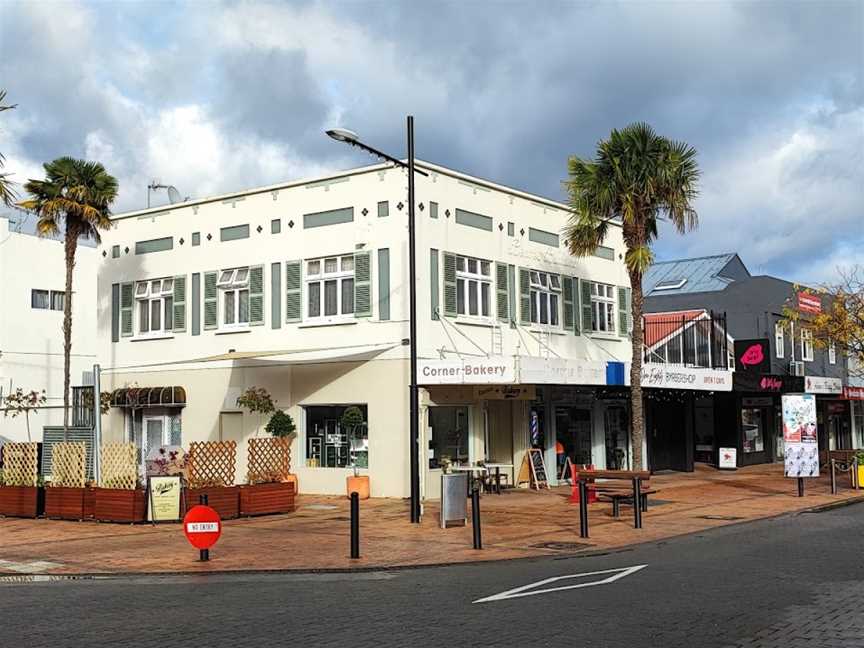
[[440, 472, 468, 528]]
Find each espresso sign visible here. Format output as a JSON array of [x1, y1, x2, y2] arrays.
[[148, 476, 182, 522], [734, 339, 771, 375]]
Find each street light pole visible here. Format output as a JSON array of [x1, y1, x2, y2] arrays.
[[326, 118, 426, 524]]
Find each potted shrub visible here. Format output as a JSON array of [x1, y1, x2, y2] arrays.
[[342, 406, 370, 499], [185, 442, 240, 519], [45, 442, 90, 520], [265, 410, 298, 494], [92, 443, 146, 523], [0, 442, 44, 518], [240, 414, 297, 517]]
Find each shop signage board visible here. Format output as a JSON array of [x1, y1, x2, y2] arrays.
[[418, 356, 515, 384], [147, 476, 182, 522], [782, 393, 819, 478], [733, 339, 771, 374], [718, 447, 737, 470], [804, 376, 843, 394], [797, 292, 822, 314], [733, 373, 804, 393], [625, 365, 733, 391], [518, 357, 607, 386], [843, 386, 864, 400], [473, 385, 535, 400]]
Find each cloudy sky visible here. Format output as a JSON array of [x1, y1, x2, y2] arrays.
[[1, 0, 861, 284]]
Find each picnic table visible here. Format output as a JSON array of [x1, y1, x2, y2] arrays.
[[572, 469, 652, 537]]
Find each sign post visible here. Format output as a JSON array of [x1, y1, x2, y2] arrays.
[[183, 502, 222, 562], [782, 393, 819, 497]]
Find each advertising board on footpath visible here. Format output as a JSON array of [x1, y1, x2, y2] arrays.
[[782, 393, 819, 479]]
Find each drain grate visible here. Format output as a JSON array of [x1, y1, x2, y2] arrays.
[[698, 514, 745, 521], [531, 541, 592, 552]]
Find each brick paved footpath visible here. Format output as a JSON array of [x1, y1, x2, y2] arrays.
[[0, 464, 860, 575]]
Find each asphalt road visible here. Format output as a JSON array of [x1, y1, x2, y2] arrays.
[[3, 502, 864, 648]]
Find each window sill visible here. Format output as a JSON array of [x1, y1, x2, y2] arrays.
[[298, 319, 358, 329], [131, 334, 175, 342], [588, 332, 623, 342], [455, 318, 496, 328], [529, 327, 566, 336], [215, 328, 252, 335]]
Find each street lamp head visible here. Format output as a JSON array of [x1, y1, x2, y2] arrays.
[[325, 128, 359, 143]]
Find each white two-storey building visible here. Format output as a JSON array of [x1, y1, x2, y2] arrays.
[[97, 162, 635, 498], [0, 214, 98, 443]]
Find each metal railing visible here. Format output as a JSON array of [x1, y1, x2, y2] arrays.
[[643, 311, 729, 370]]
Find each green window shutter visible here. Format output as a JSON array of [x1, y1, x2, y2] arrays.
[[562, 276, 575, 332], [442, 252, 457, 318], [120, 282, 134, 337], [354, 251, 372, 317], [507, 265, 516, 329], [581, 279, 593, 333], [518, 268, 530, 326], [495, 262, 509, 322], [111, 283, 120, 343], [271, 262, 281, 329], [191, 273, 201, 336], [249, 265, 265, 325], [285, 260, 302, 322], [618, 286, 631, 337], [430, 249, 440, 320], [173, 275, 187, 333], [204, 271, 218, 330], [572, 277, 581, 335], [378, 249, 390, 321]]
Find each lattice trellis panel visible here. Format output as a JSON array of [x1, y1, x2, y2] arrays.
[[51, 442, 87, 488], [1, 442, 39, 487], [187, 441, 237, 488], [247, 437, 292, 485], [99, 443, 138, 490]]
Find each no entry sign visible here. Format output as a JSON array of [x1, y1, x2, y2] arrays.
[[183, 505, 222, 551]]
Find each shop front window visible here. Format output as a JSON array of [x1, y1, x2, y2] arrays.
[[428, 406, 469, 469], [304, 404, 368, 468], [604, 407, 628, 469], [741, 408, 765, 454], [555, 406, 592, 465]]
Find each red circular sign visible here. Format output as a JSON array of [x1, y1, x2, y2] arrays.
[[183, 505, 222, 550]]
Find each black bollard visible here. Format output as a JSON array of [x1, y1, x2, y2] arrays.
[[471, 486, 482, 550], [632, 477, 642, 529], [578, 479, 589, 538], [350, 491, 360, 559], [831, 459, 837, 495], [797, 477, 804, 498], [199, 494, 209, 562]]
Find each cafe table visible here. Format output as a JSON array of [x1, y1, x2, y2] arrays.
[[482, 463, 514, 494], [450, 464, 488, 495]]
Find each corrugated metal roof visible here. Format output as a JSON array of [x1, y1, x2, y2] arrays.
[[644, 253, 739, 295], [643, 310, 707, 347]]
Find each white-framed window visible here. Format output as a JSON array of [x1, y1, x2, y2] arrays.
[[456, 255, 492, 319], [801, 329, 814, 362], [306, 255, 355, 320], [590, 282, 616, 333], [829, 342, 836, 365], [136, 278, 174, 336], [217, 267, 250, 328], [529, 271, 561, 327], [775, 322, 785, 359], [31, 289, 65, 311]]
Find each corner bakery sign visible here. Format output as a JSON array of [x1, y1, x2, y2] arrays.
[[419, 356, 515, 384]]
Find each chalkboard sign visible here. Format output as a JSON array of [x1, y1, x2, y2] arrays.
[[517, 449, 550, 490]]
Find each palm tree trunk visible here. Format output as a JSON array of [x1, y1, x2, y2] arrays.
[[629, 269, 645, 470], [62, 224, 79, 442]]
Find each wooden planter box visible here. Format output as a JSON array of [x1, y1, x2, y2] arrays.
[[93, 487, 146, 523], [45, 486, 94, 520], [0, 485, 43, 518], [185, 486, 240, 520], [240, 482, 296, 517]]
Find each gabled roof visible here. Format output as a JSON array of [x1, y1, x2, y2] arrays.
[[643, 310, 707, 347], [643, 253, 748, 296]]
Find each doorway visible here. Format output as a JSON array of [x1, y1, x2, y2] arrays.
[[555, 406, 592, 466], [739, 397, 774, 466]]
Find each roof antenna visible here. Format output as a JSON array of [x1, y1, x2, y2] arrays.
[[147, 180, 188, 208]]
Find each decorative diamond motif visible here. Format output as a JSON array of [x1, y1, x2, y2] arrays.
[[124, 247, 129, 254], [361, 208, 369, 216], [256, 225, 263, 233], [418, 203, 424, 211], [206, 233, 212, 241], [445, 209, 451, 218], [179, 237, 185, 245], [520, 228, 525, 236], [102, 250, 107, 257], [498, 223, 504, 231], [288, 220, 294, 228], [397, 202, 404, 211]]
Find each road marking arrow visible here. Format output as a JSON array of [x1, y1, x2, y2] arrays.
[[473, 564, 647, 603]]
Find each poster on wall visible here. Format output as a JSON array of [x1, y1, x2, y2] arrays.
[[782, 393, 819, 478]]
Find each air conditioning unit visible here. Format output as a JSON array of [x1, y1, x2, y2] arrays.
[[789, 361, 805, 377]]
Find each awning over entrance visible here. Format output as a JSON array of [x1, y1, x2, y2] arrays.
[[111, 386, 187, 408], [189, 342, 397, 365]]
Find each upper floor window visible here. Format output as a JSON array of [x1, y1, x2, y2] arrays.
[[306, 255, 354, 320], [590, 282, 616, 333], [829, 342, 836, 365], [136, 279, 173, 336], [217, 268, 249, 328], [801, 329, 814, 362], [31, 289, 65, 311], [774, 322, 784, 359], [529, 271, 561, 327], [456, 255, 491, 319]]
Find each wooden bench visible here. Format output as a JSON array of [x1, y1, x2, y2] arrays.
[[596, 485, 658, 518], [572, 469, 652, 536]]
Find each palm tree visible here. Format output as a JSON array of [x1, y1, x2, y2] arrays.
[[0, 90, 17, 207], [19, 158, 118, 438], [564, 122, 700, 470]]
